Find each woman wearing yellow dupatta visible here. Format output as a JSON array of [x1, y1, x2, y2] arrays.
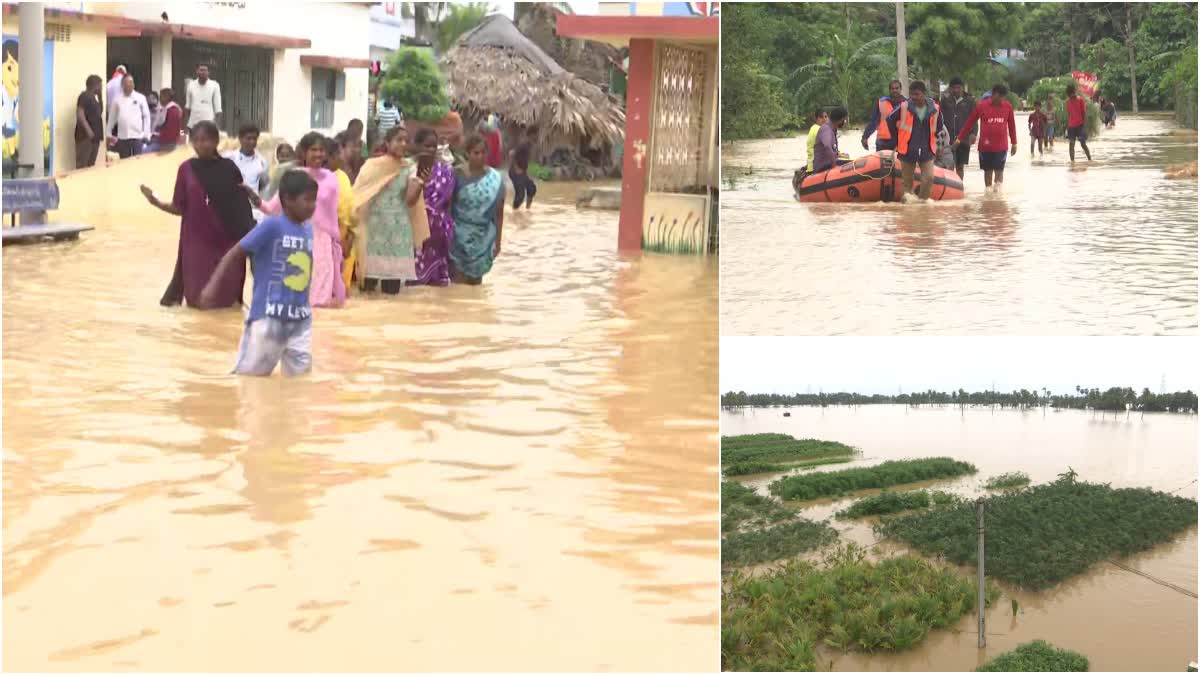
[[326, 134, 359, 291], [351, 124, 429, 294]]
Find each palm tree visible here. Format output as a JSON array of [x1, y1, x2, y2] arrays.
[[790, 34, 898, 117]]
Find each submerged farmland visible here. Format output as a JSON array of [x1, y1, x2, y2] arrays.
[[721, 433, 855, 476], [770, 457, 978, 501]]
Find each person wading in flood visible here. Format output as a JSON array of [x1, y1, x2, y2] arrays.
[[350, 124, 427, 294], [450, 134, 505, 285], [202, 169, 317, 377], [954, 84, 1017, 192], [508, 126, 537, 211], [142, 120, 255, 308], [885, 81, 948, 201], [861, 79, 906, 152], [1065, 83, 1093, 163], [1028, 101, 1048, 159], [938, 76, 977, 179]]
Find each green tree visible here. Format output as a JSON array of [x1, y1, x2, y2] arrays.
[[790, 34, 898, 116], [436, 3, 490, 53], [906, 2, 1025, 87], [379, 48, 451, 122]]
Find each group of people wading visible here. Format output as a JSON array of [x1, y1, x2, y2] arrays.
[[802, 76, 1099, 201], [141, 117, 512, 377]]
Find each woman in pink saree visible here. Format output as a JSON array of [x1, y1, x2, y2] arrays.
[[246, 131, 346, 308]]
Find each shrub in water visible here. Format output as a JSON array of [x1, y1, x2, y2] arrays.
[[876, 478, 1199, 589], [976, 640, 1089, 671], [721, 480, 797, 532], [722, 519, 839, 568], [770, 458, 978, 501], [984, 471, 1032, 490], [836, 490, 961, 519]]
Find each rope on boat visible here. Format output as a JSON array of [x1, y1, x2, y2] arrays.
[[1105, 559, 1198, 599]]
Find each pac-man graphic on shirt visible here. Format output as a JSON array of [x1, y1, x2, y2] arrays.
[[284, 251, 311, 292]]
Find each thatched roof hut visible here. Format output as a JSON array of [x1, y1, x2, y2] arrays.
[[441, 14, 624, 177]]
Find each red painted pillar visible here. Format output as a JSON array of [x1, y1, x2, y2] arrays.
[[619, 38, 655, 252]]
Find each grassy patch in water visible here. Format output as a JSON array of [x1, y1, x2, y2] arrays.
[[984, 471, 1032, 490], [723, 519, 839, 568], [875, 477, 1199, 589], [976, 640, 1090, 671], [723, 434, 855, 462], [722, 544, 998, 671], [722, 480, 797, 533], [836, 489, 960, 519], [770, 458, 978, 502], [725, 455, 854, 477]]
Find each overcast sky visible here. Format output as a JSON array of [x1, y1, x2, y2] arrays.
[[721, 337, 1199, 395], [493, 1, 601, 18]]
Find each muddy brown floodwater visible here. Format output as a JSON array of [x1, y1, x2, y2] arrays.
[[724, 404, 1198, 672], [2, 157, 719, 671], [722, 113, 1199, 335]]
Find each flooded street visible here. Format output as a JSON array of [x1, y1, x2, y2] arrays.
[[724, 404, 1197, 672], [3, 155, 719, 671], [721, 113, 1198, 335]]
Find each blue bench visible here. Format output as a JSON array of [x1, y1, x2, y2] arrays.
[[2, 175, 94, 244]]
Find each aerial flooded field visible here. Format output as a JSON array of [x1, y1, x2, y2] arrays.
[[721, 404, 1198, 672]]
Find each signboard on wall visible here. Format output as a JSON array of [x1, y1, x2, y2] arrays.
[[1072, 70, 1099, 100], [2, 34, 54, 175], [659, 2, 719, 16]]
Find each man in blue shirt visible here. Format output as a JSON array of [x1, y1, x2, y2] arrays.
[[861, 79, 906, 151], [885, 81, 949, 201], [200, 170, 318, 377]]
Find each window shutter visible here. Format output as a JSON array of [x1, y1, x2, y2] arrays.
[[335, 72, 346, 101]]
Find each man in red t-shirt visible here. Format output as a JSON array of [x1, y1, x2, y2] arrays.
[[478, 120, 503, 168], [953, 84, 1017, 191], [150, 87, 182, 153], [1065, 83, 1092, 162]]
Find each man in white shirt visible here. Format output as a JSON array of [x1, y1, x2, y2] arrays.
[[106, 74, 150, 158], [222, 123, 268, 220], [184, 64, 223, 131]]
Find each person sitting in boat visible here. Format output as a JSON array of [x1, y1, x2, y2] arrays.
[[812, 106, 852, 174], [805, 108, 828, 174], [861, 79, 906, 152], [884, 81, 949, 201]]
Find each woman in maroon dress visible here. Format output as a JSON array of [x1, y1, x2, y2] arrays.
[[141, 120, 255, 308]]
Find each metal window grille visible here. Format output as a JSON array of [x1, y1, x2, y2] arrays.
[[649, 44, 707, 192]]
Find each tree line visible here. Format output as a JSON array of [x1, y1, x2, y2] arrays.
[[722, 2, 1199, 140], [720, 387, 1199, 413]]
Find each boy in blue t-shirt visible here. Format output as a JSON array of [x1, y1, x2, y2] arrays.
[[200, 170, 318, 377]]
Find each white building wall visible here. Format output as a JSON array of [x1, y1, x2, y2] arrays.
[[93, 1, 370, 141]]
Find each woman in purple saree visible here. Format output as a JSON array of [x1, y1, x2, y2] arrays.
[[412, 128, 455, 286]]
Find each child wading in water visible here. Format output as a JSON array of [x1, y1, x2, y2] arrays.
[[1028, 101, 1047, 158], [201, 170, 318, 377]]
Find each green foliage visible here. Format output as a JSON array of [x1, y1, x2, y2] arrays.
[[527, 162, 552, 181], [722, 387, 1199, 412], [836, 489, 960, 519], [790, 34, 897, 117], [976, 640, 1090, 672], [907, 3, 1026, 85], [723, 544, 999, 670], [983, 472, 1031, 490], [722, 435, 855, 475], [723, 519, 840, 568], [771, 458, 978, 502], [725, 456, 853, 477], [435, 2, 489, 53], [722, 480, 798, 533], [876, 478, 1199, 589], [379, 48, 451, 123]]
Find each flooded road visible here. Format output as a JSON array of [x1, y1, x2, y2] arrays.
[[721, 113, 1198, 335], [724, 404, 1198, 672], [2, 156, 719, 671]]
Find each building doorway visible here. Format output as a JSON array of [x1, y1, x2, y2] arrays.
[[171, 39, 273, 136], [107, 37, 152, 97]]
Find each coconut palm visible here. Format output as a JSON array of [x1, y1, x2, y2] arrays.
[[789, 34, 898, 116]]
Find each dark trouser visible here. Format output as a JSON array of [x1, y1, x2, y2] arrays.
[[1067, 125, 1091, 161], [115, 139, 143, 159], [510, 169, 536, 208], [75, 137, 99, 169], [875, 139, 897, 152], [363, 278, 403, 295], [1030, 135, 1044, 155]]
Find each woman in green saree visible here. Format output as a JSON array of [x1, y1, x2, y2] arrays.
[[450, 134, 506, 285], [351, 125, 429, 294]]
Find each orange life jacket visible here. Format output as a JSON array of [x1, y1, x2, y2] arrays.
[[876, 98, 898, 141], [895, 101, 940, 156]]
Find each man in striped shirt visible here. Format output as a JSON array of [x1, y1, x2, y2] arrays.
[[376, 100, 402, 135]]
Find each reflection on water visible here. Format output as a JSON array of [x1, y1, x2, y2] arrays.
[[722, 114, 1198, 335], [724, 405, 1198, 672], [3, 168, 719, 671]]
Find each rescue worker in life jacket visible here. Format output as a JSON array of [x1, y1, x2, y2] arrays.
[[884, 80, 950, 201], [861, 79, 907, 152]]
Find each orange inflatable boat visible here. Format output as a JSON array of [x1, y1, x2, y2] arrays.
[[793, 151, 964, 203]]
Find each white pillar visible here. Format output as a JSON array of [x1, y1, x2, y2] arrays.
[[150, 35, 173, 92], [17, 2, 45, 181]]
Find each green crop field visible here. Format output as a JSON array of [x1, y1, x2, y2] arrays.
[[722, 480, 798, 533], [976, 640, 1090, 671], [770, 458, 978, 501], [722, 519, 839, 568], [722, 434, 856, 476], [876, 477, 1199, 589], [723, 544, 999, 671], [836, 489, 959, 519]]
